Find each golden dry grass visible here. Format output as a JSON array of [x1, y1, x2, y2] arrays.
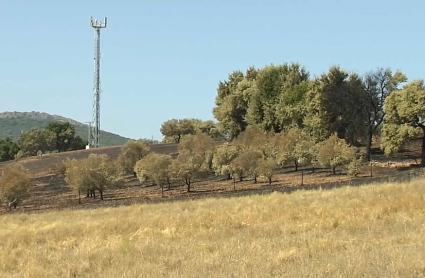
[[1, 179, 425, 277]]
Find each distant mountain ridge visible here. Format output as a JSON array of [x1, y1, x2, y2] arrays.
[[0, 111, 130, 147]]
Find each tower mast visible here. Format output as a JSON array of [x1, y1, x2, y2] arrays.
[[90, 17, 107, 148]]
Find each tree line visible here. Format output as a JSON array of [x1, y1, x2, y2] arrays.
[[213, 65, 412, 162], [162, 64, 425, 165], [60, 127, 359, 205], [0, 121, 86, 161], [3, 63, 425, 210]]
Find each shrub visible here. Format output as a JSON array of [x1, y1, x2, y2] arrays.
[[65, 154, 116, 202], [317, 134, 356, 175], [116, 140, 150, 175], [0, 164, 31, 210], [258, 159, 277, 185], [134, 153, 173, 196]]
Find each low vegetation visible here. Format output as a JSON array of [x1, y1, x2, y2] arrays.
[[65, 154, 116, 202], [0, 179, 424, 277], [116, 140, 150, 175], [0, 164, 31, 210]]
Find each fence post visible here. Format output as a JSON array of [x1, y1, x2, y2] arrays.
[[301, 170, 304, 186]]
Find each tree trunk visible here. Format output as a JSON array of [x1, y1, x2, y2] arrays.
[[366, 128, 373, 161], [167, 178, 171, 190], [239, 176, 243, 182], [233, 177, 236, 191], [161, 184, 164, 197], [78, 189, 81, 204], [226, 173, 231, 180], [185, 179, 191, 192], [294, 160, 298, 172], [100, 190, 103, 200], [301, 170, 304, 186], [332, 166, 336, 175], [268, 177, 272, 185], [421, 130, 425, 166], [253, 175, 257, 184], [86, 190, 90, 198]]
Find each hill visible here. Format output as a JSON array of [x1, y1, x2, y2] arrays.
[[0, 111, 129, 146], [1, 179, 424, 277]]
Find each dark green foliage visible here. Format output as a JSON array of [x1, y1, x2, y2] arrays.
[[363, 69, 407, 160], [0, 138, 19, 162], [305, 67, 367, 144], [16, 121, 87, 157], [0, 112, 128, 147], [46, 121, 86, 152]]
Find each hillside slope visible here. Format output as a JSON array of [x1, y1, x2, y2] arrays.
[[0, 111, 129, 146], [0, 179, 424, 277]]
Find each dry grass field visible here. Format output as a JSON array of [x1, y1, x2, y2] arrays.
[[1, 179, 425, 277]]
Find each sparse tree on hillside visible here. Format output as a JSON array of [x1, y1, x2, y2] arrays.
[[212, 143, 239, 179], [317, 134, 356, 174], [230, 150, 262, 183], [381, 80, 425, 165], [277, 128, 315, 171], [234, 126, 267, 151], [18, 128, 56, 156], [46, 121, 82, 152], [160, 118, 221, 143], [134, 153, 173, 196], [160, 119, 194, 143], [116, 140, 150, 175], [233, 126, 277, 159], [173, 133, 215, 192], [258, 158, 277, 185], [65, 154, 116, 203], [0, 164, 31, 211]]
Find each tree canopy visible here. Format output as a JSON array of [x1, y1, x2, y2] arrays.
[[0, 138, 19, 162], [382, 80, 425, 165], [363, 69, 407, 160], [116, 140, 151, 175], [160, 119, 221, 143], [65, 154, 116, 202], [18, 128, 56, 156]]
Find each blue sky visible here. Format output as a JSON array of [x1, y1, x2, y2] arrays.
[[1, 0, 424, 140]]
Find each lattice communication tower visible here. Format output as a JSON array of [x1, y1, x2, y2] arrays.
[[89, 17, 107, 148]]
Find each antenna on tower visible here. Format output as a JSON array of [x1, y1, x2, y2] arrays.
[[89, 17, 107, 148]]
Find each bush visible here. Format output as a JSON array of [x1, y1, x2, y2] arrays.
[[134, 153, 173, 196], [317, 134, 356, 175], [0, 164, 31, 210], [347, 156, 363, 177], [65, 154, 116, 202], [116, 140, 150, 175], [230, 150, 262, 183], [258, 159, 277, 185], [212, 143, 238, 179]]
